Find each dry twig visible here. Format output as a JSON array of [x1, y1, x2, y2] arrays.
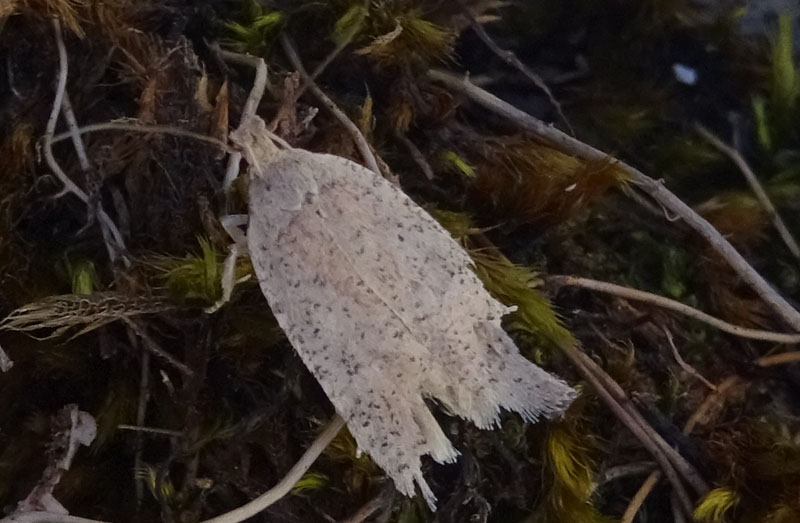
[[51, 122, 231, 151], [624, 352, 800, 520], [117, 425, 183, 437], [45, 20, 128, 266], [396, 132, 435, 180], [217, 50, 268, 192], [426, 69, 800, 332], [549, 275, 800, 344], [455, 0, 573, 134], [280, 33, 383, 177], [662, 326, 717, 391], [2, 416, 345, 523], [558, 343, 696, 517], [696, 124, 800, 263], [199, 416, 345, 523], [121, 319, 193, 376]]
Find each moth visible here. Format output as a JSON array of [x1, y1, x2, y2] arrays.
[[228, 116, 576, 509]]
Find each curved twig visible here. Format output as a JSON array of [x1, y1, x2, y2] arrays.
[[696, 124, 800, 263], [426, 69, 800, 332], [45, 19, 128, 266], [199, 415, 345, 523], [548, 275, 800, 344], [0, 416, 345, 523], [51, 122, 232, 151]]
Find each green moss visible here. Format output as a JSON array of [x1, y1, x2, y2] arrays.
[[694, 487, 740, 523]]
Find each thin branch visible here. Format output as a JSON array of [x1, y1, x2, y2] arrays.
[[117, 425, 183, 437], [455, 0, 573, 134], [662, 326, 716, 391], [426, 69, 800, 332], [44, 19, 89, 205], [217, 51, 268, 193], [2, 417, 344, 523], [621, 472, 661, 523], [59, 92, 129, 267], [696, 124, 800, 263], [599, 462, 657, 486], [51, 122, 231, 152], [45, 20, 129, 267], [558, 343, 695, 517], [395, 132, 434, 180], [280, 33, 383, 177], [623, 376, 743, 520], [548, 275, 800, 344], [60, 94, 90, 171], [568, 344, 709, 496], [199, 415, 345, 523], [121, 319, 193, 376], [755, 351, 800, 367], [133, 347, 151, 506]]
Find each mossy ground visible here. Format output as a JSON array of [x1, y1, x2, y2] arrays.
[[1, 1, 799, 522]]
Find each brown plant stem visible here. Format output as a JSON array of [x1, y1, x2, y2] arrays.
[[558, 342, 696, 517], [280, 33, 382, 177], [696, 124, 800, 263], [45, 19, 128, 266], [548, 275, 800, 344], [426, 69, 800, 332], [455, 0, 573, 134]]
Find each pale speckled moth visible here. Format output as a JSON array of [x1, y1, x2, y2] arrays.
[[229, 116, 576, 509]]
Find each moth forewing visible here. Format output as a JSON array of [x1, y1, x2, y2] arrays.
[[232, 116, 576, 509]]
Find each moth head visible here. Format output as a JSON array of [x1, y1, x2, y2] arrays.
[[229, 116, 286, 172]]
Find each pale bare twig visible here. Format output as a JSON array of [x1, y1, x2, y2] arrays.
[[662, 326, 717, 391], [621, 472, 661, 523], [426, 69, 800, 332], [548, 275, 800, 344], [117, 425, 183, 437], [51, 122, 231, 152], [696, 124, 800, 263], [557, 343, 696, 517], [199, 415, 345, 523], [455, 0, 573, 134], [280, 33, 383, 177], [45, 20, 128, 266], [2, 417, 345, 523], [755, 350, 800, 367], [60, 92, 130, 268], [60, 94, 90, 170], [217, 50, 268, 192]]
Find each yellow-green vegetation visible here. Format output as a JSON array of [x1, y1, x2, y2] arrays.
[[226, 0, 285, 55], [694, 487, 740, 523]]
